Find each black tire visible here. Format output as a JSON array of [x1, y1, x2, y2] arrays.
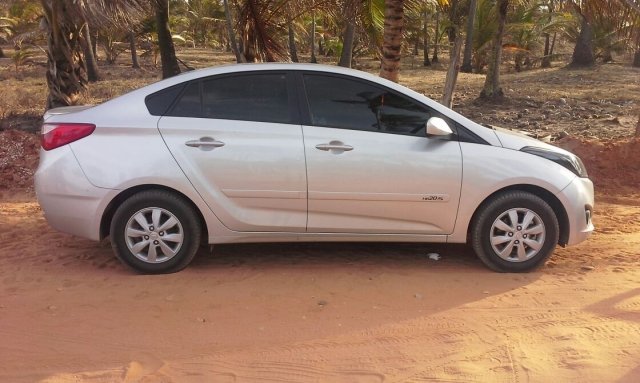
[[110, 190, 201, 274], [471, 191, 559, 272]]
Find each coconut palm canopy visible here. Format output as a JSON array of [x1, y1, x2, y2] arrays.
[[39, 0, 149, 108], [3, 0, 631, 108]]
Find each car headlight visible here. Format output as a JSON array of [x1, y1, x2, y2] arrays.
[[520, 146, 588, 178]]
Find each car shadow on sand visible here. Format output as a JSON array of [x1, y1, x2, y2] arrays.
[[190, 242, 484, 271]]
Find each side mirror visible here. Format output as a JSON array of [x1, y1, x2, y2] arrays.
[[426, 117, 453, 138]]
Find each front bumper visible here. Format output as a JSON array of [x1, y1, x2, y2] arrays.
[[557, 176, 594, 246], [35, 146, 110, 241]]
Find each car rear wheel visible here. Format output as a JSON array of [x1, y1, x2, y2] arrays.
[[471, 191, 559, 272], [110, 190, 201, 273]]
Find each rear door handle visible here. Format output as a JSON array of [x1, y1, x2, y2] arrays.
[[185, 137, 225, 149], [315, 141, 353, 152]]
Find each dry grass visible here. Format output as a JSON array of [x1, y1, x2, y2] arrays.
[[0, 46, 638, 139]]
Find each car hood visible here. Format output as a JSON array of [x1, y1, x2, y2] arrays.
[[490, 125, 574, 156]]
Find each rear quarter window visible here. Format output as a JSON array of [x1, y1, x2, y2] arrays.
[[144, 84, 185, 116]]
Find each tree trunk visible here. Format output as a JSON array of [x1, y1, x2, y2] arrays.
[[81, 22, 100, 82], [155, 0, 180, 79], [338, 22, 355, 67], [319, 35, 325, 55], [570, 16, 595, 67], [41, 0, 87, 109], [432, 11, 440, 63], [288, 22, 299, 62], [0, 47, 4, 58], [442, 33, 463, 108], [192, 27, 197, 48], [636, 113, 640, 137], [129, 31, 140, 69], [541, 33, 551, 68], [480, 0, 508, 99], [541, 0, 554, 68], [223, 0, 246, 63], [514, 52, 523, 72], [92, 30, 98, 58], [460, 0, 477, 73], [379, 0, 404, 82], [310, 8, 317, 63], [423, 11, 430, 66], [633, 34, 640, 67]]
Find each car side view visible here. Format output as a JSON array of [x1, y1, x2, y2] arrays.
[[35, 63, 594, 273]]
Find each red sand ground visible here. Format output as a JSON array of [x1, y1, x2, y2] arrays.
[[1, 130, 639, 382]]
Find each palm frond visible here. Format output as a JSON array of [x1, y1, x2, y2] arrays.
[[238, 0, 288, 62]]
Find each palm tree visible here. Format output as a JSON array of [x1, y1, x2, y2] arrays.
[[338, 0, 358, 67], [129, 31, 141, 69], [541, 0, 555, 68], [570, 10, 595, 66], [432, 10, 440, 62], [310, 4, 318, 63], [237, 0, 288, 62], [470, 0, 498, 72], [460, 0, 477, 72], [422, 10, 431, 65], [223, 0, 246, 63], [568, 0, 638, 66], [39, 0, 146, 109], [154, 0, 181, 78], [0, 16, 16, 59], [480, 0, 508, 99], [288, 23, 299, 62], [81, 21, 100, 82], [337, 0, 384, 68], [39, 1, 88, 108], [508, 0, 543, 72], [379, 0, 405, 81], [631, 1, 640, 67], [287, 18, 299, 62]]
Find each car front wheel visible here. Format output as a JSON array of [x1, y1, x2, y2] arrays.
[[110, 190, 201, 274], [471, 191, 559, 272]]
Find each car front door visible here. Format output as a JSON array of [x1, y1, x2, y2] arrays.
[[300, 73, 463, 234], [158, 72, 307, 232]]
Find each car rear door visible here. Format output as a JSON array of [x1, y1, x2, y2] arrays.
[[300, 72, 463, 234], [158, 72, 307, 232]]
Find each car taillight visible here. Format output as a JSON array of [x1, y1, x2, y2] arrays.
[[41, 123, 96, 151]]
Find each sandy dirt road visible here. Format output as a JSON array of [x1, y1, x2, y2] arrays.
[[0, 191, 639, 383]]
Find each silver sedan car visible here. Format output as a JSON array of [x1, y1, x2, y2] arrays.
[[35, 64, 594, 273]]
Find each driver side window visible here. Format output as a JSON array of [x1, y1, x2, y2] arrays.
[[303, 74, 432, 136]]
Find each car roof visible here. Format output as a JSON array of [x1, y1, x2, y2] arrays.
[[150, 62, 390, 90]]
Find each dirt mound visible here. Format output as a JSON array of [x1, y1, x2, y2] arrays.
[[0, 129, 39, 190], [556, 136, 640, 190]]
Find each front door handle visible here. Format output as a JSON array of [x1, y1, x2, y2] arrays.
[[315, 141, 353, 152], [185, 137, 225, 150]]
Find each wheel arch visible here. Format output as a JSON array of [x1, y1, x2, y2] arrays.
[[467, 184, 570, 246], [100, 184, 209, 241]]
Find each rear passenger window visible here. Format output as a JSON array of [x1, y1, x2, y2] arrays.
[[203, 73, 291, 123], [167, 73, 291, 124], [170, 82, 201, 117]]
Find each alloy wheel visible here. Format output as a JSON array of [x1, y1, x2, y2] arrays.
[[124, 207, 184, 263], [489, 208, 546, 262]]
